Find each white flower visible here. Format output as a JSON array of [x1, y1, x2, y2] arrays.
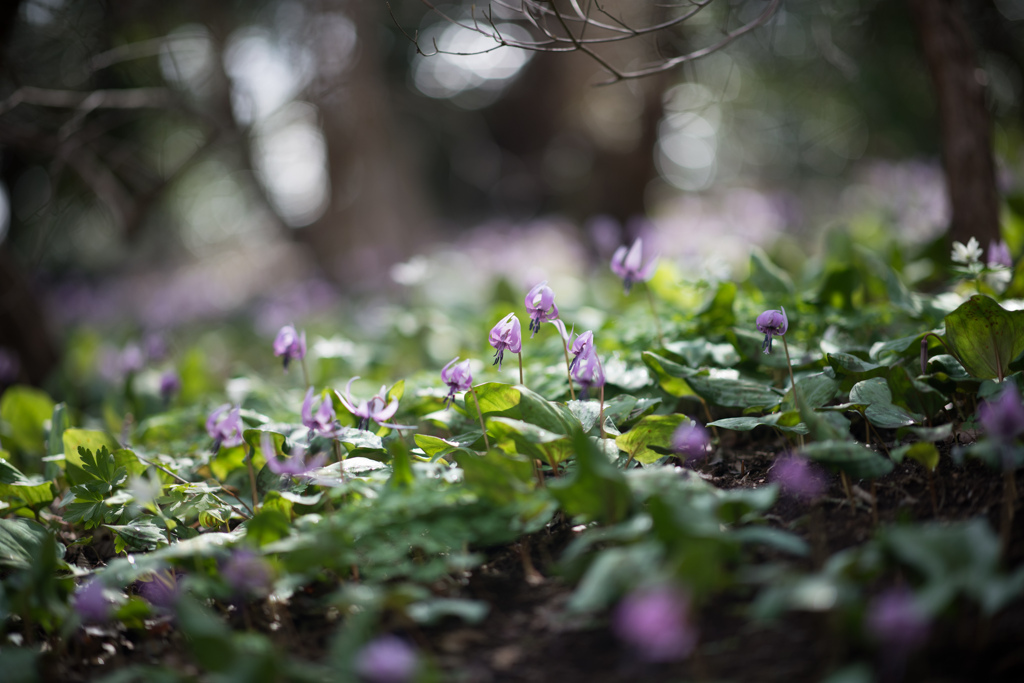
[[986, 268, 1012, 293], [951, 237, 983, 265]]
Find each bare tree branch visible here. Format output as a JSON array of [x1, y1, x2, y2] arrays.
[[0, 86, 176, 116]]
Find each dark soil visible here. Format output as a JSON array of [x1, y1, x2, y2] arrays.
[[41, 438, 1024, 683]]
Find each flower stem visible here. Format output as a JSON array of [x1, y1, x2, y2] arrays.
[[470, 386, 491, 450], [561, 344, 576, 401], [246, 444, 259, 509], [599, 384, 605, 441], [644, 283, 665, 347], [300, 356, 311, 390], [781, 335, 804, 448]]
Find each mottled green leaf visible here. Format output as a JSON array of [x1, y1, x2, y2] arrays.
[[944, 295, 1024, 380]]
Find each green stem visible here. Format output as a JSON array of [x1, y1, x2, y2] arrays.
[[299, 356, 311, 390], [246, 444, 259, 509], [517, 352, 524, 386], [644, 283, 665, 347], [599, 384, 605, 441], [562, 344, 576, 401], [781, 335, 804, 448]]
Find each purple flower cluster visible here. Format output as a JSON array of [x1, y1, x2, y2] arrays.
[[302, 388, 340, 437], [338, 378, 400, 431], [262, 433, 325, 476]]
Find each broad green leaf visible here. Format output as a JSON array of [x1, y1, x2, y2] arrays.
[[848, 377, 892, 406], [0, 518, 61, 570], [642, 353, 782, 408], [697, 280, 736, 331], [108, 520, 166, 553], [749, 247, 794, 295], [944, 295, 1024, 380], [549, 431, 632, 524], [516, 385, 579, 435], [387, 440, 415, 488], [891, 441, 940, 469], [454, 450, 535, 506], [827, 353, 888, 391], [48, 403, 69, 456], [615, 414, 689, 465], [864, 403, 920, 429], [790, 373, 840, 410], [708, 413, 808, 434], [0, 385, 55, 454], [0, 457, 55, 509], [472, 382, 521, 414], [662, 338, 740, 368], [641, 352, 695, 397], [800, 441, 894, 479], [487, 417, 573, 464]]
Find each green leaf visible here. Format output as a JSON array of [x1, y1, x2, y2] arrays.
[[894, 442, 940, 470], [749, 247, 794, 295], [697, 281, 737, 331], [0, 518, 62, 570], [487, 417, 573, 464], [387, 439, 415, 488], [62, 429, 119, 485], [864, 402, 921, 429], [0, 386, 55, 454], [848, 377, 892, 406], [641, 352, 696, 398], [108, 520, 166, 553], [944, 295, 1024, 380], [615, 414, 689, 465], [708, 413, 808, 434], [791, 374, 840, 410], [454, 449, 534, 505], [472, 382, 521, 414], [826, 353, 888, 392], [642, 353, 783, 408], [549, 431, 632, 524], [800, 441, 894, 479]]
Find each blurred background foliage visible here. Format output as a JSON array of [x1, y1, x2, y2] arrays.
[[1, 0, 1024, 389]]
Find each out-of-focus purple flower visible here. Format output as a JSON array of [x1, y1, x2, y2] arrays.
[[222, 549, 273, 597], [0, 348, 19, 385], [571, 346, 604, 399], [441, 357, 473, 409], [524, 282, 559, 337], [770, 454, 826, 500], [338, 378, 400, 431], [355, 635, 419, 683], [302, 388, 339, 437], [160, 370, 181, 402], [206, 404, 244, 451], [988, 239, 1013, 269], [73, 580, 112, 623], [614, 585, 698, 662], [673, 423, 710, 464], [137, 570, 180, 608], [273, 324, 307, 371], [144, 333, 168, 363], [978, 384, 1024, 445], [865, 587, 930, 654], [611, 238, 658, 294], [120, 343, 145, 375], [756, 307, 788, 355], [489, 312, 522, 370], [568, 330, 594, 372], [262, 433, 326, 476]]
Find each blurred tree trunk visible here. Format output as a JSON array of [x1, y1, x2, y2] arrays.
[[908, 0, 1000, 246]]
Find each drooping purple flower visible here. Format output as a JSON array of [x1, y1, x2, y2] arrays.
[[613, 584, 698, 662], [489, 312, 522, 370], [978, 383, 1024, 445], [262, 432, 326, 476], [206, 404, 243, 451], [756, 307, 788, 355], [73, 580, 112, 623], [302, 387, 339, 437], [770, 454, 826, 500], [120, 343, 145, 375], [568, 330, 594, 372], [673, 423, 710, 464], [571, 345, 604, 399], [865, 587, 930, 654], [988, 239, 1013, 269], [337, 378, 400, 431], [355, 635, 419, 683], [137, 570, 181, 608], [273, 324, 307, 372], [524, 281, 559, 337], [610, 238, 658, 294], [221, 549, 274, 597], [160, 370, 181, 402], [441, 357, 473, 409]]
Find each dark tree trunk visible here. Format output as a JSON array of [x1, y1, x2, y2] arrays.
[[908, 0, 1000, 246]]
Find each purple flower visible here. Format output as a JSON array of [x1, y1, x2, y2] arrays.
[[441, 357, 473, 409], [489, 313, 522, 370], [73, 580, 112, 623], [144, 333, 169, 363], [525, 282, 559, 337], [206, 404, 243, 451], [756, 307, 788, 355], [865, 587, 930, 654], [273, 324, 307, 371], [611, 238, 658, 294], [120, 343, 145, 375], [160, 370, 181, 402], [613, 585, 698, 662], [568, 330, 594, 372], [0, 348, 19, 385], [338, 378, 400, 431], [571, 345, 604, 399], [770, 454, 826, 500], [988, 239, 1013, 269], [137, 570, 181, 608], [673, 424, 710, 464], [222, 549, 273, 597], [978, 384, 1024, 445], [262, 433, 326, 476], [355, 636, 419, 683], [302, 387, 340, 437]]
